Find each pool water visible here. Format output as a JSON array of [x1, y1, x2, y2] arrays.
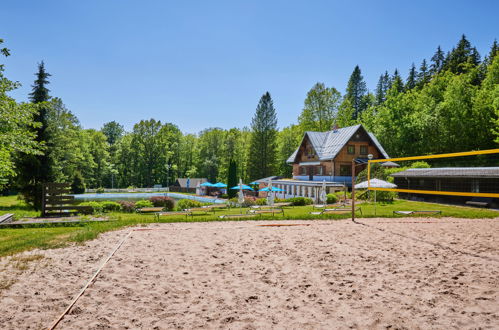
[[72, 192, 225, 204]]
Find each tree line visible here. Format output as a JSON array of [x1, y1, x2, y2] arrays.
[[1, 35, 498, 209]]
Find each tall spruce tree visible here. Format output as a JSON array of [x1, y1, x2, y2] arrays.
[[406, 63, 417, 90], [16, 62, 53, 210], [444, 34, 479, 73], [430, 46, 445, 74], [392, 69, 404, 93], [417, 59, 430, 87], [248, 92, 278, 180], [227, 159, 238, 198], [345, 65, 367, 119]]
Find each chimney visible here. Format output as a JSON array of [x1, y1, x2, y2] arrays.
[[331, 122, 340, 132]]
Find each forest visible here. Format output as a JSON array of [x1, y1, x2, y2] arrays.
[[1, 35, 498, 205]]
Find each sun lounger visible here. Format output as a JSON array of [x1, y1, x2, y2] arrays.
[[0, 213, 14, 224], [202, 204, 227, 212], [155, 211, 192, 219], [218, 214, 257, 219], [138, 207, 165, 213], [310, 207, 362, 216], [247, 208, 284, 216], [465, 197, 492, 208], [393, 210, 442, 216]]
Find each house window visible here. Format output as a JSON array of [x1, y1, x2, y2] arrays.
[[316, 166, 323, 175], [471, 180, 479, 193], [339, 165, 351, 176], [360, 145, 368, 155], [300, 166, 307, 175], [347, 145, 355, 154]]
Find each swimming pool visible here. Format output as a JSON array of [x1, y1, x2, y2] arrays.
[[72, 192, 226, 204]]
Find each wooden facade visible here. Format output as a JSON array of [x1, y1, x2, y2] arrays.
[[290, 125, 386, 180]]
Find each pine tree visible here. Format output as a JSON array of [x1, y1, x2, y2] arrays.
[[444, 34, 479, 73], [375, 74, 385, 105], [405, 63, 417, 90], [430, 46, 445, 74], [417, 59, 430, 87], [345, 65, 367, 119], [248, 92, 278, 180], [484, 39, 498, 67], [29, 61, 51, 103], [16, 62, 53, 210], [392, 69, 404, 93], [227, 159, 238, 198]]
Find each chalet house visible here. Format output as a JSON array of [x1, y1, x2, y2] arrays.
[[255, 124, 389, 200], [287, 124, 389, 184]]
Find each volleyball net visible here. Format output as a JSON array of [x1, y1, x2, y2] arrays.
[[367, 149, 499, 199]]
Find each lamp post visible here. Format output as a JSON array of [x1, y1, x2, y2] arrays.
[[351, 154, 373, 222]]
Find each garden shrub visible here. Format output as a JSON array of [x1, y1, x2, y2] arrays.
[[326, 193, 338, 204], [101, 201, 122, 212], [135, 200, 154, 209], [149, 196, 175, 210], [286, 197, 313, 206], [255, 198, 267, 205], [118, 200, 136, 213], [176, 199, 202, 210], [80, 201, 103, 213], [228, 196, 256, 207], [96, 187, 105, 194]]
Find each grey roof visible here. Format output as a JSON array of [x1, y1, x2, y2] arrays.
[[254, 176, 282, 183], [176, 178, 207, 188], [287, 124, 389, 163], [391, 167, 499, 178]]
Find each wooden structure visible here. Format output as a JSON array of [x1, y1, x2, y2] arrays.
[[287, 124, 389, 185], [41, 183, 92, 217]]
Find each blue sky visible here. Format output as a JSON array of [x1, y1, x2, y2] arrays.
[[2, 0, 498, 133]]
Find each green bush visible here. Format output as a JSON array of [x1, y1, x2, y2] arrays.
[[255, 198, 267, 205], [228, 196, 257, 207], [135, 200, 154, 209], [117, 200, 136, 212], [80, 201, 103, 213], [71, 172, 86, 194], [176, 199, 202, 210], [286, 197, 313, 206], [149, 196, 175, 210], [101, 201, 122, 212], [335, 191, 350, 200], [96, 187, 105, 194], [326, 193, 338, 204]]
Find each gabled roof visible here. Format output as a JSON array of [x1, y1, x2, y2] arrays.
[[287, 124, 389, 163]]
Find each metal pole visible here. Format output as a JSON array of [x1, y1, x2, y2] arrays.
[[351, 160, 355, 222]]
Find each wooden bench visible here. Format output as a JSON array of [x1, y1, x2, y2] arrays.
[[0, 213, 14, 224], [310, 207, 362, 216], [393, 210, 442, 216]]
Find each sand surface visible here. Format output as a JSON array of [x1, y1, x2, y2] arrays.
[[0, 217, 498, 329]]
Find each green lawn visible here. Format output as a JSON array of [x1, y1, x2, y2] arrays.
[[0, 196, 497, 258]]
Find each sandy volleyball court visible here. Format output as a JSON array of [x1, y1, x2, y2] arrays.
[[0, 218, 498, 329]]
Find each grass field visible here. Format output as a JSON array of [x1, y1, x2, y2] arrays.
[[0, 195, 497, 258]]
